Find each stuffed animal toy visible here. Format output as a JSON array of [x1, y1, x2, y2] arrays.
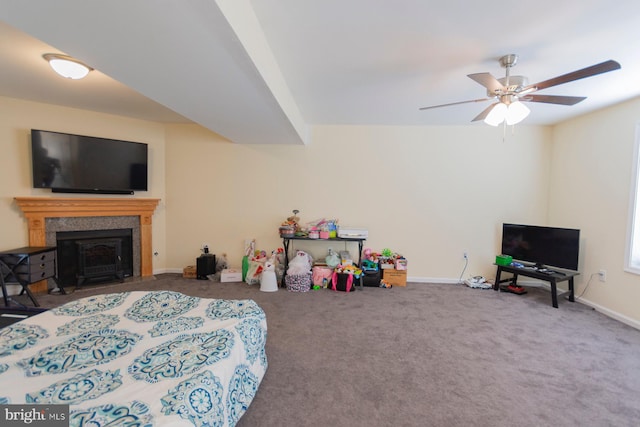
[[287, 250, 313, 275], [334, 263, 363, 278], [363, 247, 373, 261], [271, 248, 284, 265], [281, 209, 301, 232], [216, 253, 228, 272], [380, 279, 393, 288], [325, 248, 340, 268]]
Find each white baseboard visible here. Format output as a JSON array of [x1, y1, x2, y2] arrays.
[[576, 297, 640, 330], [155, 268, 182, 275], [408, 276, 461, 284]]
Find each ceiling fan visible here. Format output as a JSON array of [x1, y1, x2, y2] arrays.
[[419, 54, 621, 126]]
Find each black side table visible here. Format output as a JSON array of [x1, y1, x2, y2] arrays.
[[0, 246, 60, 307], [494, 263, 579, 308]]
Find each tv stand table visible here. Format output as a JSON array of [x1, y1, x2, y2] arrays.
[[493, 264, 579, 308]]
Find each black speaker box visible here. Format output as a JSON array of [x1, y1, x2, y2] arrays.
[[197, 254, 216, 279]]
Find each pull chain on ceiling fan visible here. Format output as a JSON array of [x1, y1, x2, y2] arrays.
[[419, 54, 621, 126]]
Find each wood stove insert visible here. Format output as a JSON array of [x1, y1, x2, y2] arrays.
[[57, 229, 132, 288]]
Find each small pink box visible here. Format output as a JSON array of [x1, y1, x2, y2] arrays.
[[319, 231, 330, 239]]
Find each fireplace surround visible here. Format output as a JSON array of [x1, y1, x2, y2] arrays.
[[14, 197, 160, 292]]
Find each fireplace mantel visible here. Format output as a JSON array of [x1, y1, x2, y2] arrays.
[[15, 197, 160, 288]]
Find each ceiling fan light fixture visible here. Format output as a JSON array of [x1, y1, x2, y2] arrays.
[[505, 101, 530, 125], [484, 102, 508, 126], [43, 53, 93, 79], [420, 55, 621, 127]]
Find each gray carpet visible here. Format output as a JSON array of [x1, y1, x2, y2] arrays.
[[27, 275, 640, 427]]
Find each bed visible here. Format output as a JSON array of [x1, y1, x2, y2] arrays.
[[0, 290, 268, 426]]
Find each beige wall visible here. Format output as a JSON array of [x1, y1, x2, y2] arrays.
[[164, 123, 552, 281], [0, 96, 168, 269], [6, 94, 638, 326], [550, 96, 640, 324]]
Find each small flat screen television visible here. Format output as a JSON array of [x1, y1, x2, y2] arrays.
[[501, 223, 580, 271], [31, 129, 148, 194]]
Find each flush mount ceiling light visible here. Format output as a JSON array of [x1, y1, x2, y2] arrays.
[[43, 53, 93, 79]]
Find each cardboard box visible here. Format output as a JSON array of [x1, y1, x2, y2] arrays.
[[383, 269, 407, 287], [221, 268, 242, 282], [183, 265, 197, 279]]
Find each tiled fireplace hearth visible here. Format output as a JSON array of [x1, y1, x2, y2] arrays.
[[14, 197, 160, 292]]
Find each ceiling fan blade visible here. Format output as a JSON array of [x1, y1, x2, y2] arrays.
[[471, 103, 498, 122], [521, 94, 587, 105], [467, 72, 504, 94], [522, 60, 621, 92], [419, 98, 490, 111]]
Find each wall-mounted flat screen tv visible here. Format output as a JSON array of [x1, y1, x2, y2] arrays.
[[31, 129, 148, 194], [501, 223, 580, 271]]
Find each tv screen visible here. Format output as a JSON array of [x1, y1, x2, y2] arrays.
[[501, 223, 580, 271], [31, 129, 148, 194]]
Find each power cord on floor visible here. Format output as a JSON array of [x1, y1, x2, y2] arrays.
[[576, 272, 598, 299], [458, 255, 468, 284]]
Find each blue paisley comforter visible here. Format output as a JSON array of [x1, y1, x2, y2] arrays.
[[0, 291, 268, 426]]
